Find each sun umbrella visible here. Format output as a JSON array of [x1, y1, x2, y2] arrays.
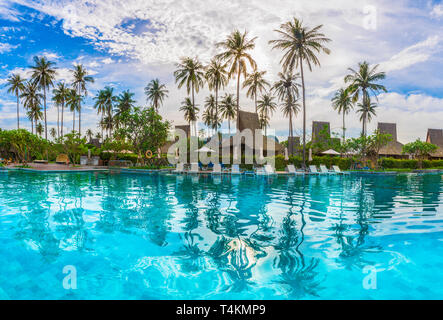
[[321, 149, 340, 155], [195, 146, 215, 153], [284, 148, 289, 160], [309, 148, 313, 161]]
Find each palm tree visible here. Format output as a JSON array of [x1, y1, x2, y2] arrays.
[[145, 79, 168, 111], [270, 18, 331, 166], [179, 97, 199, 135], [36, 122, 44, 137], [72, 64, 94, 135], [86, 129, 93, 142], [243, 70, 270, 113], [205, 57, 229, 131], [115, 90, 135, 129], [65, 89, 81, 133], [204, 94, 216, 134], [344, 61, 387, 136], [95, 132, 102, 141], [6, 74, 25, 129], [257, 93, 277, 136], [217, 30, 257, 131], [332, 88, 354, 143], [21, 81, 42, 134], [50, 127, 57, 140], [356, 98, 377, 137], [272, 72, 300, 142], [94, 87, 116, 139], [174, 57, 204, 136], [258, 112, 270, 133], [102, 87, 116, 138], [219, 93, 237, 134], [52, 82, 70, 138], [281, 97, 301, 140], [30, 56, 57, 139]]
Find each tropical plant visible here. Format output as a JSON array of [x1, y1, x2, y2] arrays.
[[332, 88, 354, 143], [21, 81, 43, 135], [30, 56, 57, 140], [204, 94, 217, 134], [272, 72, 301, 141], [219, 93, 237, 134], [114, 90, 135, 129], [216, 30, 257, 130], [52, 82, 70, 138], [5, 73, 26, 129], [205, 57, 229, 131], [179, 97, 199, 135], [346, 130, 392, 168], [86, 129, 93, 142], [344, 61, 387, 136], [174, 57, 204, 136], [93, 87, 116, 139], [65, 89, 81, 133], [270, 18, 331, 166], [50, 127, 57, 140], [145, 79, 168, 111], [243, 70, 270, 113], [257, 93, 277, 136], [36, 122, 44, 137], [356, 98, 377, 137], [72, 64, 94, 135], [403, 139, 438, 169]]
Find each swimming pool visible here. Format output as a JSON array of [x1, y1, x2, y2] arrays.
[[0, 171, 442, 299]]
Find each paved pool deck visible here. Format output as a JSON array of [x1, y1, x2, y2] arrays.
[[3, 163, 109, 172]]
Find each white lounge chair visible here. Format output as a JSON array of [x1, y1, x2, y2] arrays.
[[255, 166, 266, 175], [231, 164, 241, 174], [189, 163, 199, 174], [212, 163, 222, 174], [173, 163, 184, 173], [309, 165, 320, 174], [320, 165, 334, 174], [286, 164, 296, 174], [333, 165, 349, 175], [264, 164, 276, 175]]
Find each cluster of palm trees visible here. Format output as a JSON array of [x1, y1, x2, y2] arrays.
[[332, 61, 387, 142], [6, 56, 94, 140], [174, 18, 332, 165]]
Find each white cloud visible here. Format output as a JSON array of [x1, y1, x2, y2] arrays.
[[0, 43, 18, 53], [431, 4, 443, 18]]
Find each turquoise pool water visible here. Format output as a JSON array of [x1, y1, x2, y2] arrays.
[[0, 171, 442, 299]]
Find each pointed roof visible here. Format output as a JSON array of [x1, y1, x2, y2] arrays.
[[378, 122, 403, 156], [426, 129, 443, 158]]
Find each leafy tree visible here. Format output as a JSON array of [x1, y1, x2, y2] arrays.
[[331, 88, 353, 143], [180, 97, 199, 136], [205, 57, 228, 130], [270, 18, 331, 166], [52, 82, 70, 137], [403, 139, 438, 169], [61, 132, 88, 164], [257, 93, 277, 136], [243, 70, 269, 113], [21, 81, 42, 134], [356, 97, 377, 137], [346, 130, 392, 168], [219, 93, 236, 134], [0, 129, 48, 164]]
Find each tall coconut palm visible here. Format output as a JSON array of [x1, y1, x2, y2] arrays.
[[36, 122, 44, 137], [356, 98, 377, 137], [145, 79, 169, 111], [344, 61, 386, 136], [174, 57, 204, 136], [72, 64, 94, 136], [270, 18, 331, 166], [86, 129, 93, 142], [257, 93, 277, 136], [50, 127, 57, 140], [6, 73, 25, 129], [331, 88, 354, 143], [219, 93, 237, 135], [52, 82, 70, 138], [272, 72, 300, 141], [21, 82, 42, 134], [204, 94, 216, 134], [179, 97, 199, 135], [114, 90, 135, 129], [30, 56, 57, 140], [102, 87, 116, 138], [216, 30, 257, 131], [65, 89, 81, 133], [205, 57, 229, 131], [243, 70, 270, 113], [258, 112, 270, 133]]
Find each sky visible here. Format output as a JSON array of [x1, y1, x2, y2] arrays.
[[0, 0, 442, 143]]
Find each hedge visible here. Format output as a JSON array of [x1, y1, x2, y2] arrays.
[[379, 157, 443, 169]]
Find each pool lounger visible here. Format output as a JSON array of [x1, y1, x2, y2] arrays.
[[173, 163, 185, 173], [212, 163, 222, 174], [320, 165, 335, 174], [309, 165, 320, 174], [188, 163, 199, 174], [230, 164, 241, 175]]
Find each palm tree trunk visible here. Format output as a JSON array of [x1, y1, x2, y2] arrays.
[[342, 111, 346, 143], [61, 101, 64, 137], [73, 109, 75, 133], [299, 55, 307, 167], [101, 114, 104, 142], [236, 63, 241, 132], [215, 81, 219, 133], [43, 86, 47, 140], [228, 120, 231, 135], [16, 93, 19, 130], [254, 92, 257, 114], [57, 104, 60, 138], [78, 90, 82, 136], [31, 120, 34, 135]]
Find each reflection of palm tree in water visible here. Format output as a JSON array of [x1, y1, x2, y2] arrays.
[[273, 179, 322, 298]]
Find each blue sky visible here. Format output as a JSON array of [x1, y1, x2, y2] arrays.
[[1, 0, 443, 141]]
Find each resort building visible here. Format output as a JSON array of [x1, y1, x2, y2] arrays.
[[426, 129, 443, 159], [377, 122, 406, 159], [311, 121, 340, 153]]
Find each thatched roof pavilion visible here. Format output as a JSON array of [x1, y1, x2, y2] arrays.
[[426, 129, 443, 159], [377, 122, 405, 158]]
